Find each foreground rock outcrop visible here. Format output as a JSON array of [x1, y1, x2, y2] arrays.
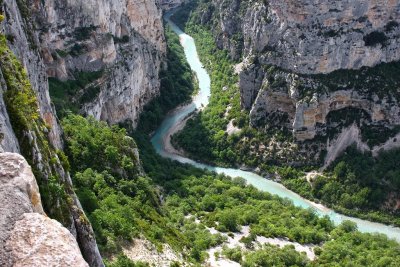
[[1, 2, 104, 264], [0, 153, 88, 267]]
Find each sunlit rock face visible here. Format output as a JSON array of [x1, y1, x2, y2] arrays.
[[28, 0, 166, 127], [0, 153, 88, 267], [195, 0, 400, 164], [1, 1, 107, 264], [210, 0, 400, 74]]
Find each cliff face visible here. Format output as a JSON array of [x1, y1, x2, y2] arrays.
[[194, 0, 400, 164], [242, 0, 400, 74], [2, 0, 64, 150], [210, 0, 400, 74], [0, 153, 88, 267], [1, 1, 103, 265], [158, 0, 187, 10], [1, 0, 167, 263], [32, 0, 166, 126]]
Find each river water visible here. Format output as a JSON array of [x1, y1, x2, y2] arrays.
[[151, 14, 400, 242]]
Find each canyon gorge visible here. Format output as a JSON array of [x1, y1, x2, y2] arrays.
[[1, 0, 400, 266]]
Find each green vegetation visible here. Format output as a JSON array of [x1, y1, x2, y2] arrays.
[[323, 107, 400, 147], [137, 25, 195, 133], [113, 35, 130, 44], [162, 172, 334, 245], [63, 112, 400, 266], [363, 31, 388, 47], [361, 124, 400, 148], [222, 245, 309, 266], [74, 25, 98, 41], [49, 70, 104, 117], [277, 146, 400, 226], [315, 222, 400, 267], [385, 21, 399, 32], [62, 115, 180, 255], [106, 255, 149, 267], [171, 5, 294, 168], [0, 23, 72, 225], [305, 61, 400, 101], [168, 1, 400, 227]]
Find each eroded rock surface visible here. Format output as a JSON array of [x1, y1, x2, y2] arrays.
[[6, 213, 89, 267], [207, 0, 400, 74], [0, 153, 88, 267], [194, 0, 400, 164], [29, 0, 166, 126]]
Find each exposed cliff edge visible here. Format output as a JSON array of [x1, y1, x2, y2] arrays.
[[0, 153, 88, 267], [0, 3, 104, 265], [30, 0, 166, 126], [189, 0, 400, 165]]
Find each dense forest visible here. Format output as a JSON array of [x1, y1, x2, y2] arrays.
[[41, 4, 400, 266], [3, 0, 400, 266], [169, 1, 400, 227], [62, 113, 400, 266]]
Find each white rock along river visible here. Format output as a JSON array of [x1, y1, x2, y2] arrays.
[[151, 13, 400, 242]]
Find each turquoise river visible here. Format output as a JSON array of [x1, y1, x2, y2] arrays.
[[151, 14, 400, 242]]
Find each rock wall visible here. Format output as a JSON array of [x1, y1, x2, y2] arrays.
[[0, 153, 88, 267], [2, 0, 64, 150], [31, 0, 166, 126], [158, 0, 187, 11], [82, 33, 162, 126], [194, 0, 400, 163], [0, 1, 104, 265], [205, 0, 400, 74], [0, 72, 20, 153], [246, 66, 400, 141]]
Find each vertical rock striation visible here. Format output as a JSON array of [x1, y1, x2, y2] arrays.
[[192, 0, 400, 164], [0, 1, 104, 265], [31, 0, 167, 126]]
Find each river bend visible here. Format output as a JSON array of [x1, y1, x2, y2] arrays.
[[151, 14, 400, 242]]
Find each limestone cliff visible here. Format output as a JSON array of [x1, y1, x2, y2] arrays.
[[191, 0, 400, 165], [158, 0, 187, 11], [203, 0, 400, 74], [31, 0, 166, 126], [1, 0, 169, 263], [0, 153, 88, 267], [0, 2, 103, 265]]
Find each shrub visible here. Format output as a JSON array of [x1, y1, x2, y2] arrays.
[[363, 31, 387, 47]]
